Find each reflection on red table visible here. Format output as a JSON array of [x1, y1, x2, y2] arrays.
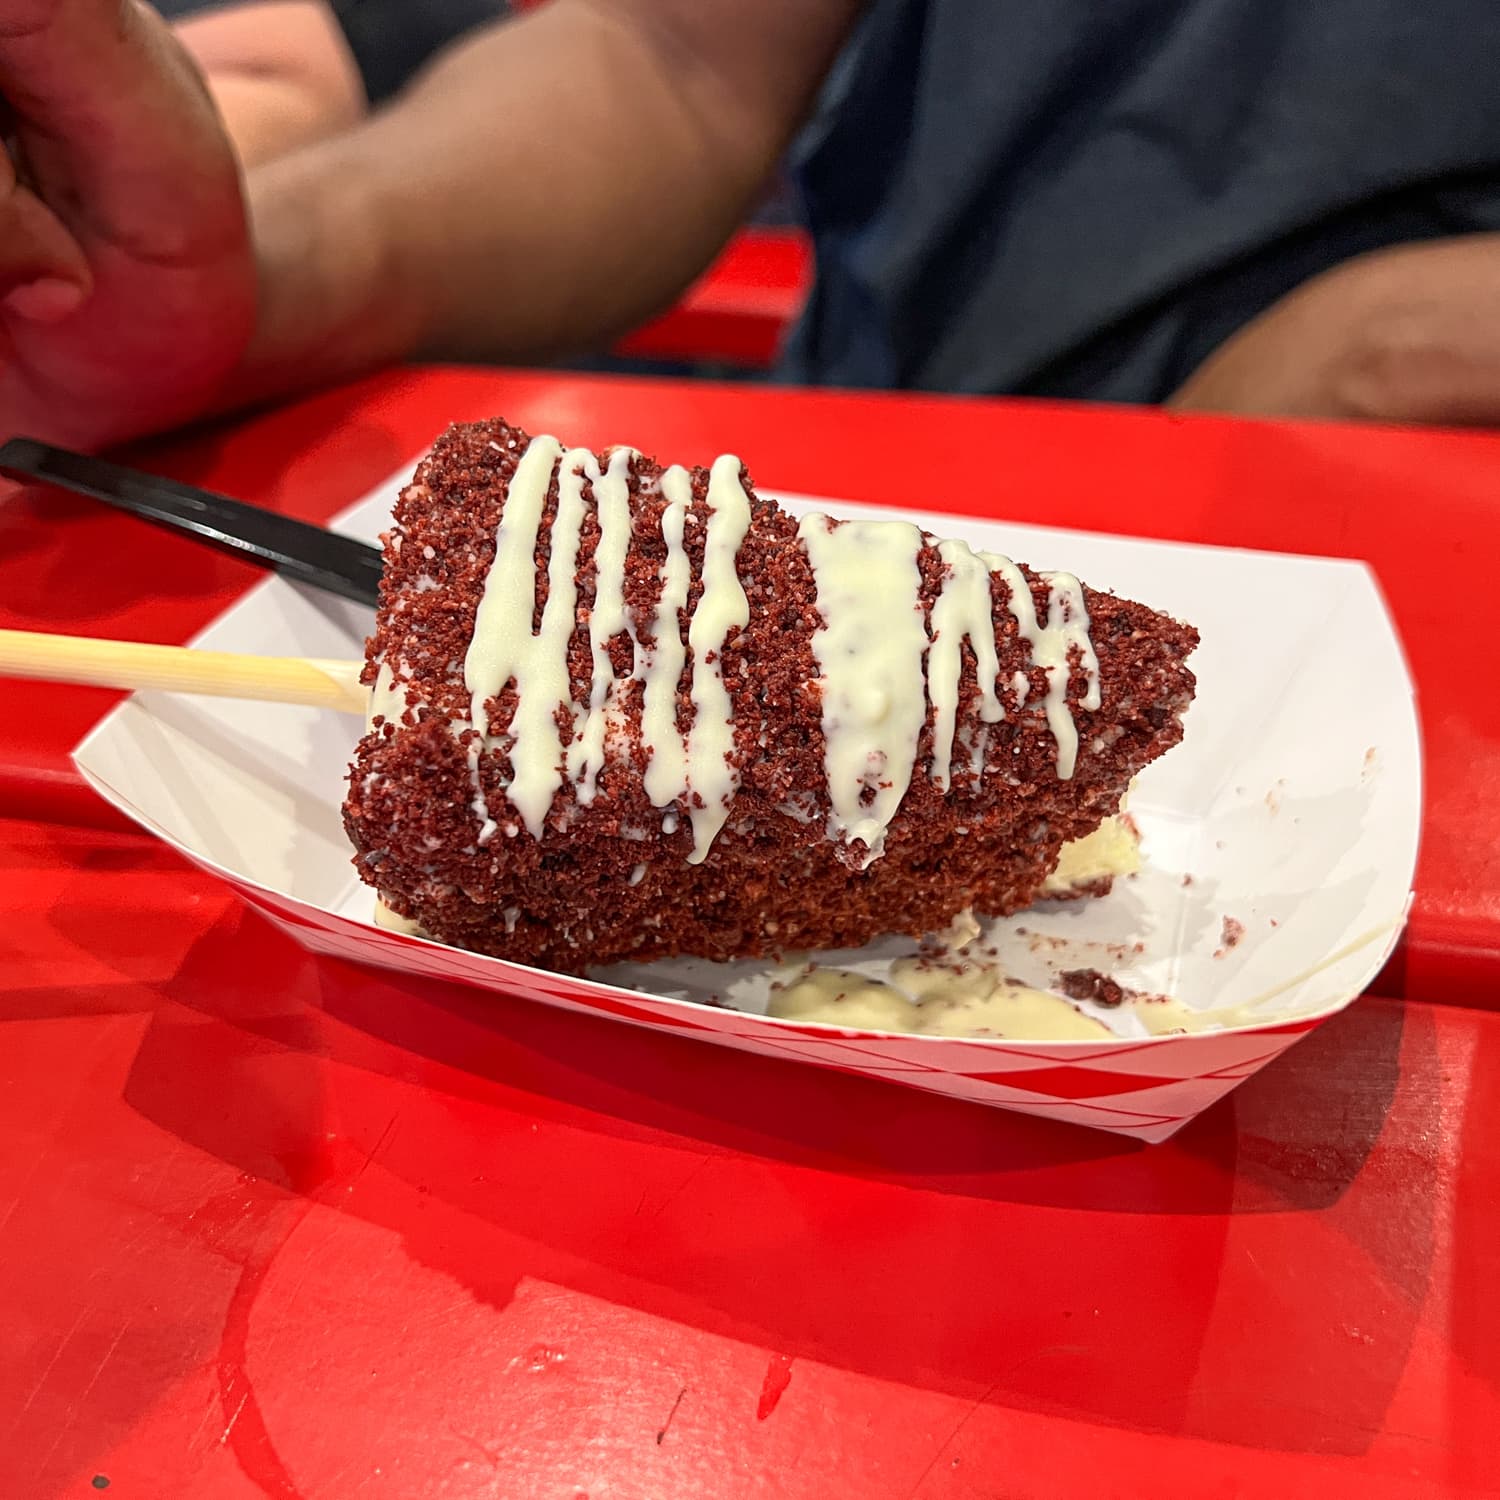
[[3, 815, 1499, 1498], [3, 370, 1500, 1498]]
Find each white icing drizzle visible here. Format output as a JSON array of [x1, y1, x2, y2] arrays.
[[926, 539, 1004, 791], [450, 438, 1101, 865], [682, 455, 751, 861], [462, 435, 568, 838], [566, 447, 637, 803], [459, 440, 752, 862], [798, 519, 1103, 866], [640, 464, 693, 809], [797, 514, 929, 867], [1037, 570, 1103, 774], [979, 553, 1100, 779]]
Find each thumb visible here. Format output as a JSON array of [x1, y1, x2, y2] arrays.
[[0, 1, 210, 125], [0, 136, 92, 320], [0, 0, 243, 263]]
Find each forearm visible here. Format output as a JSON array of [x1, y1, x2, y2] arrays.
[[202, 71, 355, 166], [174, 1, 367, 169], [235, 140, 420, 409], [239, 0, 856, 399]]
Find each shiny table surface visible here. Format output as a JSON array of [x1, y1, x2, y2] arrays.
[[3, 368, 1498, 1000], [4, 816, 1499, 1498], [3, 369, 1500, 1497]]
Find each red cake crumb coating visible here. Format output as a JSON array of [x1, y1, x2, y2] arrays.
[[343, 419, 1198, 974]]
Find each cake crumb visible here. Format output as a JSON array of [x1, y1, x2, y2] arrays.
[[1214, 915, 1246, 959], [1059, 968, 1128, 1007]]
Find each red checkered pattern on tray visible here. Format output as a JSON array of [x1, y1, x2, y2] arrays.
[[230, 878, 1322, 1144]]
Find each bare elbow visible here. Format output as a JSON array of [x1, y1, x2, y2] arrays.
[[175, 0, 369, 167], [1336, 303, 1500, 427], [1326, 236, 1500, 427]]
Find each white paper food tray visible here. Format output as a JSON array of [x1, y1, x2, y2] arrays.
[[72, 464, 1421, 1143]]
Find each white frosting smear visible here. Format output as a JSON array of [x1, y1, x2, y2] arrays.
[[1039, 814, 1140, 896], [767, 963, 1112, 1041]]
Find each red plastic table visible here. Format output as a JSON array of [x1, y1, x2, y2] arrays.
[[614, 229, 812, 368], [4, 368, 1498, 1000], [4, 370, 1500, 1499]]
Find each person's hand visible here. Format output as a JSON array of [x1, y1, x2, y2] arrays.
[[1170, 235, 1500, 427], [0, 0, 255, 449]]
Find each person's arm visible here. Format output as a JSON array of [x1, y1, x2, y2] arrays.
[[238, 0, 861, 403], [0, 0, 859, 450], [1169, 235, 1500, 426], [0, 0, 256, 450], [173, 0, 367, 169]]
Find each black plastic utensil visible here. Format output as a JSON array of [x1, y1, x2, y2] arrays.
[[0, 436, 384, 607]]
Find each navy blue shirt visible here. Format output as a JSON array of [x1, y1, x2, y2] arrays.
[[782, 0, 1500, 402], [162, 0, 1500, 402]]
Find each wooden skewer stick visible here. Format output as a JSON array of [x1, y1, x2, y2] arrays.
[[0, 628, 369, 715]]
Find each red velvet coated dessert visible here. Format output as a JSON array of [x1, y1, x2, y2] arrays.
[[344, 419, 1197, 974]]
